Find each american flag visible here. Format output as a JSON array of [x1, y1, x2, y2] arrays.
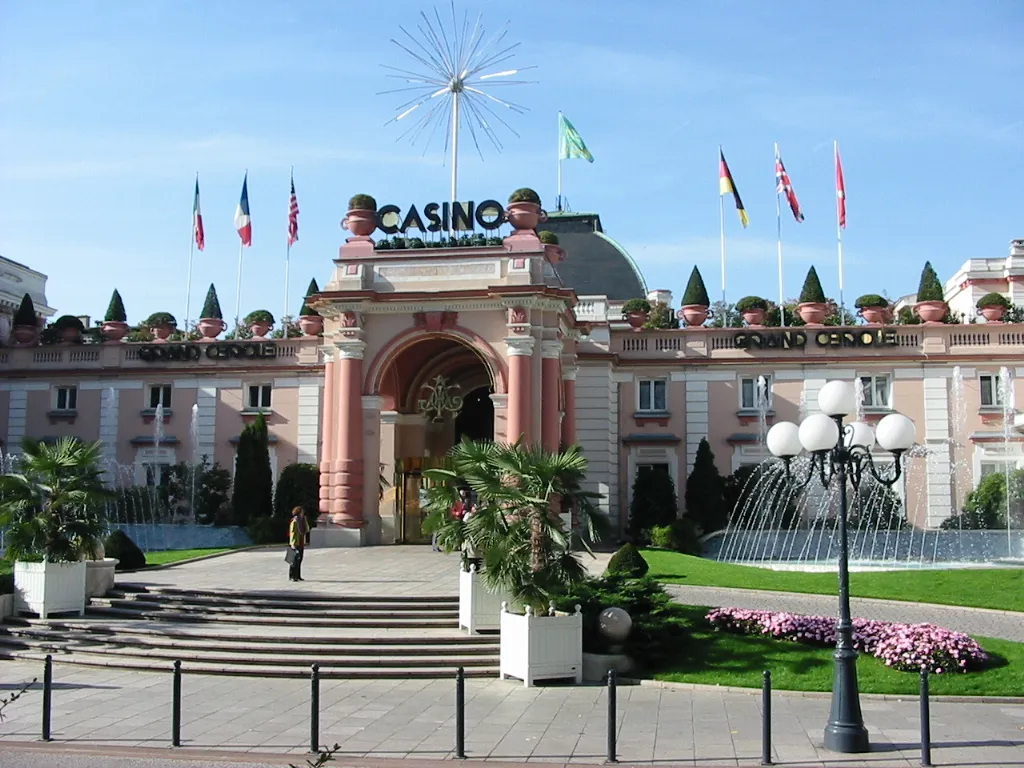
[[287, 174, 299, 246], [775, 148, 804, 223]]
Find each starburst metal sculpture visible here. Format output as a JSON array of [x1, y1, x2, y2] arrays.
[[381, 3, 535, 208], [417, 375, 464, 422]]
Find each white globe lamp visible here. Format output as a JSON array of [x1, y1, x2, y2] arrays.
[[799, 413, 840, 453], [875, 413, 917, 452], [766, 421, 802, 458], [818, 380, 857, 417], [598, 607, 632, 645], [844, 421, 876, 450]]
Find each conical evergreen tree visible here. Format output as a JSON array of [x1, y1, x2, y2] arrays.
[[916, 261, 944, 302], [681, 266, 711, 306], [200, 284, 223, 320], [798, 266, 827, 303], [104, 289, 127, 322], [12, 294, 37, 327], [298, 278, 320, 317], [683, 438, 729, 534], [231, 413, 273, 525]]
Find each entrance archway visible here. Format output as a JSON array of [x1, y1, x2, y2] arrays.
[[454, 386, 495, 443]]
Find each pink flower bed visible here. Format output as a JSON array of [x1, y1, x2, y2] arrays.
[[706, 607, 989, 674]]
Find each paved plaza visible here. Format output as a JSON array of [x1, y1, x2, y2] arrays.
[[1, 547, 1022, 766]]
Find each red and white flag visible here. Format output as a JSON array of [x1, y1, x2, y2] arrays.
[[235, 173, 252, 246], [775, 146, 804, 223], [193, 178, 205, 251], [287, 173, 299, 246], [835, 143, 847, 230]]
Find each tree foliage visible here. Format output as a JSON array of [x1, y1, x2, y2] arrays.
[[104, 289, 127, 322], [684, 439, 729, 534], [231, 414, 273, 526], [798, 266, 827, 304], [274, 462, 320, 532], [200, 284, 223, 320], [916, 261, 944, 302], [628, 466, 679, 541], [681, 266, 711, 306]]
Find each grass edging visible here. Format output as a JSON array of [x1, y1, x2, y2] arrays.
[[631, 678, 1024, 705], [120, 545, 276, 573]]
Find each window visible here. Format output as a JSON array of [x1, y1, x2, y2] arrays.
[[740, 375, 772, 410], [980, 374, 1003, 408], [148, 384, 172, 409], [637, 379, 667, 412], [859, 374, 891, 409], [247, 383, 273, 410], [54, 386, 78, 411]]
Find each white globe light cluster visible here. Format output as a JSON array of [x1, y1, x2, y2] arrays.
[[766, 380, 916, 459]]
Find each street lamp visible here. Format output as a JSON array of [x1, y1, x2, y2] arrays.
[[765, 380, 916, 754]]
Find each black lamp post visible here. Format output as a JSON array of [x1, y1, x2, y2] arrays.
[[766, 380, 917, 754]]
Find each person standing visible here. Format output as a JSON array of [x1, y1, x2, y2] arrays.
[[288, 507, 308, 582]]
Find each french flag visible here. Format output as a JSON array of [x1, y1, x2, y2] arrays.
[[235, 173, 252, 246]]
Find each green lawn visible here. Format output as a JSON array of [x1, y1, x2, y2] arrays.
[[643, 550, 1024, 613], [656, 606, 1024, 697], [142, 548, 237, 567]]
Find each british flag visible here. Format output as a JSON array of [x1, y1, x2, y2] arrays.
[[775, 148, 804, 223], [287, 173, 299, 246]]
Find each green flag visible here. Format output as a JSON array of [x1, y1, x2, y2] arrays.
[[558, 112, 594, 163]]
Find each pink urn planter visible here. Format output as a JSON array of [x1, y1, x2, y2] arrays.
[[542, 244, 565, 264], [298, 315, 323, 337], [342, 209, 377, 238], [680, 304, 710, 327], [101, 321, 129, 342], [505, 202, 547, 232], [10, 325, 39, 346], [741, 309, 766, 327], [625, 311, 648, 330], [797, 302, 828, 326], [197, 318, 225, 340], [249, 322, 272, 339], [857, 307, 889, 325], [913, 300, 947, 324], [58, 327, 82, 344], [151, 324, 175, 342], [978, 305, 1006, 323]]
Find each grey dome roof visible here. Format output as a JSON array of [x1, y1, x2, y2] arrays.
[[542, 212, 647, 300]]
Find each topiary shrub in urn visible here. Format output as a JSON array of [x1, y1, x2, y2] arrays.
[[343, 194, 378, 238], [735, 295, 768, 326], [244, 309, 274, 339], [913, 261, 948, 324], [297, 278, 323, 336], [796, 266, 828, 325], [854, 294, 890, 325], [197, 283, 226, 340], [506, 187, 547, 232], [0, 438, 113, 618], [53, 314, 85, 344], [976, 292, 1010, 323], [621, 298, 651, 331], [10, 293, 40, 345], [101, 289, 130, 342], [145, 311, 177, 341], [680, 266, 711, 326]]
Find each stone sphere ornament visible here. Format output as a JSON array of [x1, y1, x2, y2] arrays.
[[598, 607, 632, 644]]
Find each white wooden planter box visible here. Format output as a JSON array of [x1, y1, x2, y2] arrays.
[[459, 566, 509, 634], [0, 593, 13, 622], [85, 558, 119, 599], [14, 561, 87, 619], [499, 603, 583, 687]]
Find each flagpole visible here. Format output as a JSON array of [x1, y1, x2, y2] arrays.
[[185, 172, 197, 330], [234, 239, 244, 331], [556, 111, 563, 212], [775, 143, 785, 328], [835, 140, 846, 322], [283, 167, 292, 331], [719, 186, 727, 317]]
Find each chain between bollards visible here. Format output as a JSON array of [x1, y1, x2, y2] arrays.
[[310, 663, 320, 754], [41, 654, 52, 742], [454, 666, 466, 759], [606, 669, 618, 764], [171, 660, 181, 747], [761, 670, 772, 765], [920, 667, 932, 767]]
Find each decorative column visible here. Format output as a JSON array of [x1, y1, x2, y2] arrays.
[[332, 338, 366, 529], [504, 336, 535, 444], [561, 363, 578, 448], [361, 395, 384, 545], [318, 348, 337, 522], [541, 340, 563, 452]]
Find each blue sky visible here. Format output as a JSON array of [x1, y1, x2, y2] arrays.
[[2, 0, 1022, 323]]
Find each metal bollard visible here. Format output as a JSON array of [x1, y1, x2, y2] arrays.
[[606, 669, 618, 764], [920, 667, 932, 767], [455, 666, 466, 760], [171, 660, 181, 747], [761, 670, 772, 766], [310, 664, 320, 754], [41, 654, 52, 742]]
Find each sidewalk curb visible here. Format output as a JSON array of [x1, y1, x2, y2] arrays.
[[634, 677, 1024, 704], [123, 545, 279, 572]]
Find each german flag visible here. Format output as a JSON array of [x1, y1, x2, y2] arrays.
[[719, 148, 749, 228]]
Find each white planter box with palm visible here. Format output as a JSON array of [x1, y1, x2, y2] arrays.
[[0, 438, 112, 620], [459, 564, 508, 633], [500, 602, 583, 686]]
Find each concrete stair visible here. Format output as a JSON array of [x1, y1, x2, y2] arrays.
[[0, 585, 498, 679]]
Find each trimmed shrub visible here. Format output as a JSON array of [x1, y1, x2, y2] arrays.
[[105, 290, 127, 322], [684, 438, 729, 534], [508, 187, 541, 204], [604, 543, 650, 578], [681, 266, 711, 306], [348, 194, 377, 211], [798, 266, 826, 303], [735, 295, 768, 312], [145, 312, 176, 327], [977, 292, 1010, 309], [622, 298, 651, 314], [298, 278, 320, 317], [201, 284, 223, 319], [854, 294, 888, 309], [231, 413, 273, 526], [916, 261, 944, 302], [244, 309, 274, 325], [12, 294, 36, 327], [53, 315, 85, 332], [649, 519, 701, 555], [273, 462, 320, 531], [538, 230, 559, 245], [104, 530, 147, 571], [628, 466, 679, 540]]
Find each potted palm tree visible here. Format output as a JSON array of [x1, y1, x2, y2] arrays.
[[244, 309, 275, 339], [297, 278, 323, 336], [197, 284, 226, 340], [343, 194, 378, 238], [680, 266, 711, 326], [977, 292, 1010, 323], [735, 296, 768, 326], [101, 289, 130, 342], [10, 293, 40, 346], [621, 298, 651, 330], [145, 312, 177, 341], [506, 188, 546, 231], [796, 266, 828, 325], [913, 261, 948, 324], [0, 438, 113, 618], [854, 294, 890, 325]]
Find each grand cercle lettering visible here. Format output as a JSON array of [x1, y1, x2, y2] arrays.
[[136, 342, 277, 363], [734, 328, 899, 350], [376, 200, 505, 234]]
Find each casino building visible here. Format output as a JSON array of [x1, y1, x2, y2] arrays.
[[1, 203, 1023, 546]]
